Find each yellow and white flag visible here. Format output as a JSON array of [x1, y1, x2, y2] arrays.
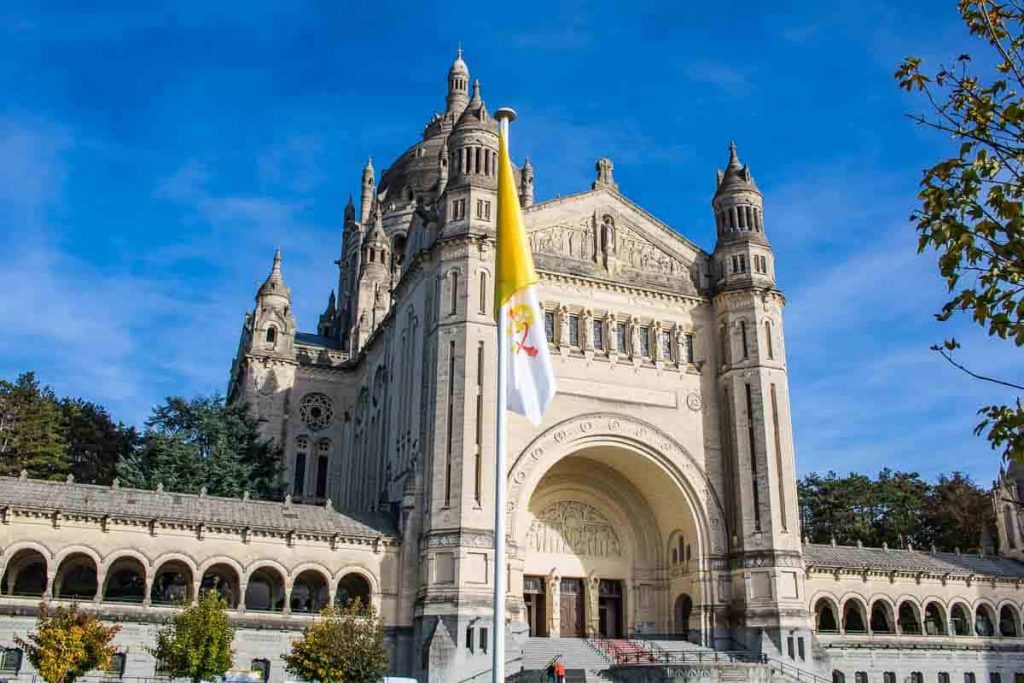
[[494, 128, 555, 425]]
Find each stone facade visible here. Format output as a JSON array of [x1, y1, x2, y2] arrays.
[[1, 49, 1023, 683]]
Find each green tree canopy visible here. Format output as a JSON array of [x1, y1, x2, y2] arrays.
[[0, 372, 69, 479], [14, 603, 121, 683], [282, 600, 390, 683], [152, 590, 235, 683], [62, 398, 137, 485], [799, 469, 994, 551], [896, 0, 1024, 461], [117, 395, 284, 500]]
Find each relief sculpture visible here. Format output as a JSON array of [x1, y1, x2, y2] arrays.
[[528, 220, 595, 262], [528, 501, 622, 558]]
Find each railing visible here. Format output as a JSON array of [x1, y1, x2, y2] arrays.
[[454, 655, 525, 682], [610, 647, 763, 667]]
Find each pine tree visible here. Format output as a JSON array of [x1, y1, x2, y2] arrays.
[[0, 373, 69, 479], [62, 398, 137, 485]]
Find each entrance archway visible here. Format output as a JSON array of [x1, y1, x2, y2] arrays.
[[508, 414, 722, 639], [674, 594, 693, 637]]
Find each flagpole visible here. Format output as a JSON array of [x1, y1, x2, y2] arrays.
[[492, 106, 517, 683]]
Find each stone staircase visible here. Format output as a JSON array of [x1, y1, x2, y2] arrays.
[[520, 637, 612, 680]]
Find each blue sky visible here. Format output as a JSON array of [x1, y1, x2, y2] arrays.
[[1, 1, 1019, 483]]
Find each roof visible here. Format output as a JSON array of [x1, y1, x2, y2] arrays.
[[804, 543, 1024, 579], [0, 476, 397, 540], [295, 332, 343, 349]]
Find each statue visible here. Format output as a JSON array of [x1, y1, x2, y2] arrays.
[[558, 306, 570, 347], [600, 215, 616, 268], [629, 319, 641, 357]]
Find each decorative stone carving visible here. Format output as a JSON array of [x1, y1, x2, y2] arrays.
[[528, 219, 595, 262], [528, 501, 622, 558], [686, 392, 703, 412], [299, 393, 334, 431]]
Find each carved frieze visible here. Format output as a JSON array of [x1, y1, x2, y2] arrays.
[[528, 501, 622, 557]]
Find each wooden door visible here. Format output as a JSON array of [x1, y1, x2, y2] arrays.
[[523, 576, 546, 637], [559, 578, 584, 637]]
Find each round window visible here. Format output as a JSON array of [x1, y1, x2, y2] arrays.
[[299, 393, 334, 431]]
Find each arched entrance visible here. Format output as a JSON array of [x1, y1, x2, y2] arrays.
[[508, 414, 722, 641], [674, 595, 693, 637]]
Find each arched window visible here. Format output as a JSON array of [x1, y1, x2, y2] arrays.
[[265, 326, 276, 344], [103, 556, 146, 603], [678, 536, 685, 564], [870, 601, 895, 633], [251, 659, 271, 683], [674, 594, 693, 637], [951, 603, 971, 635], [999, 605, 1020, 637], [336, 573, 372, 610], [291, 570, 329, 614], [151, 560, 193, 605], [245, 567, 285, 612], [1006, 506, 1018, 549], [843, 600, 867, 633], [833, 671, 846, 683], [200, 563, 241, 609], [315, 439, 330, 499], [54, 553, 98, 600], [765, 320, 775, 359], [976, 604, 996, 636], [898, 601, 922, 634], [478, 271, 487, 315], [1, 549, 48, 597], [815, 598, 839, 633], [294, 436, 309, 498], [450, 271, 459, 315], [924, 602, 947, 635]]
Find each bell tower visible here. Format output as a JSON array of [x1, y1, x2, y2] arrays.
[[710, 143, 808, 657]]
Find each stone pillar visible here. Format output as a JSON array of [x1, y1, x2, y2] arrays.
[[548, 572, 560, 637], [238, 581, 248, 613]]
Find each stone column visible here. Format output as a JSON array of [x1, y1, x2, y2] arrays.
[[548, 572, 560, 637]]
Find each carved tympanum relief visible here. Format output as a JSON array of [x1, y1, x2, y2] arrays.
[[528, 501, 622, 558]]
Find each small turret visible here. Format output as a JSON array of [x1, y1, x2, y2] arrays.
[[344, 194, 355, 225], [446, 46, 470, 117], [318, 290, 336, 337], [250, 249, 296, 357], [351, 209, 392, 349], [711, 142, 773, 291], [360, 157, 375, 224], [520, 157, 535, 207]]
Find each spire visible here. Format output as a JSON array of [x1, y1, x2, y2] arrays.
[[446, 47, 470, 115], [324, 289, 336, 315], [727, 140, 742, 170], [360, 157, 375, 224], [715, 141, 759, 195], [257, 248, 291, 302], [470, 79, 481, 105], [344, 194, 355, 224]]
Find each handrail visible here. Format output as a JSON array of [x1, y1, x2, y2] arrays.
[[455, 655, 525, 682]]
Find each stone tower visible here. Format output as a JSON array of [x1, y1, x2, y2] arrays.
[[351, 207, 391, 350], [710, 143, 808, 654]]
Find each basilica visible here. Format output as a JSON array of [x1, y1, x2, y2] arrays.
[[2, 50, 1024, 683]]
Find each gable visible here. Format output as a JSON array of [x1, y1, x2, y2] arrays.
[[523, 188, 707, 296]]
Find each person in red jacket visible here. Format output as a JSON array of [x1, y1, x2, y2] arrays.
[[554, 660, 566, 683]]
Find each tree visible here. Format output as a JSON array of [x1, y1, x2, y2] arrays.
[[152, 590, 235, 683], [282, 601, 390, 683], [896, 0, 1024, 462], [923, 472, 995, 552], [117, 395, 283, 499], [0, 373, 69, 479], [61, 398, 137, 485], [14, 603, 120, 683]]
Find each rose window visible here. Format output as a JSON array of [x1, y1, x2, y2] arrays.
[[299, 393, 333, 431]]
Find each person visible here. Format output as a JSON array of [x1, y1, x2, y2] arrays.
[[545, 661, 555, 683], [554, 660, 566, 683]]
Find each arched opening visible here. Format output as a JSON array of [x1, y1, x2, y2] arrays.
[[200, 564, 241, 609], [265, 326, 276, 344], [53, 553, 98, 600], [843, 599, 867, 633], [951, 603, 971, 635], [245, 567, 285, 612], [924, 602, 947, 635], [151, 560, 193, 605], [674, 594, 693, 638], [291, 570, 329, 614], [103, 556, 146, 603], [976, 604, 996, 637], [391, 233, 407, 270], [870, 601, 895, 633], [898, 601, 922, 635], [1000, 605, 1020, 637], [815, 598, 839, 633], [1, 549, 47, 597], [335, 573, 371, 609]]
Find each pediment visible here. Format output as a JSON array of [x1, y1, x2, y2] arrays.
[[523, 188, 707, 296]]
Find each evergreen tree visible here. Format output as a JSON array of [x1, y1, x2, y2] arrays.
[[0, 372, 69, 479], [61, 398, 137, 485], [117, 395, 283, 499], [924, 472, 994, 552], [152, 590, 235, 683]]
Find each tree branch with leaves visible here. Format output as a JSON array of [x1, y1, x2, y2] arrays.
[[896, 0, 1024, 462]]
